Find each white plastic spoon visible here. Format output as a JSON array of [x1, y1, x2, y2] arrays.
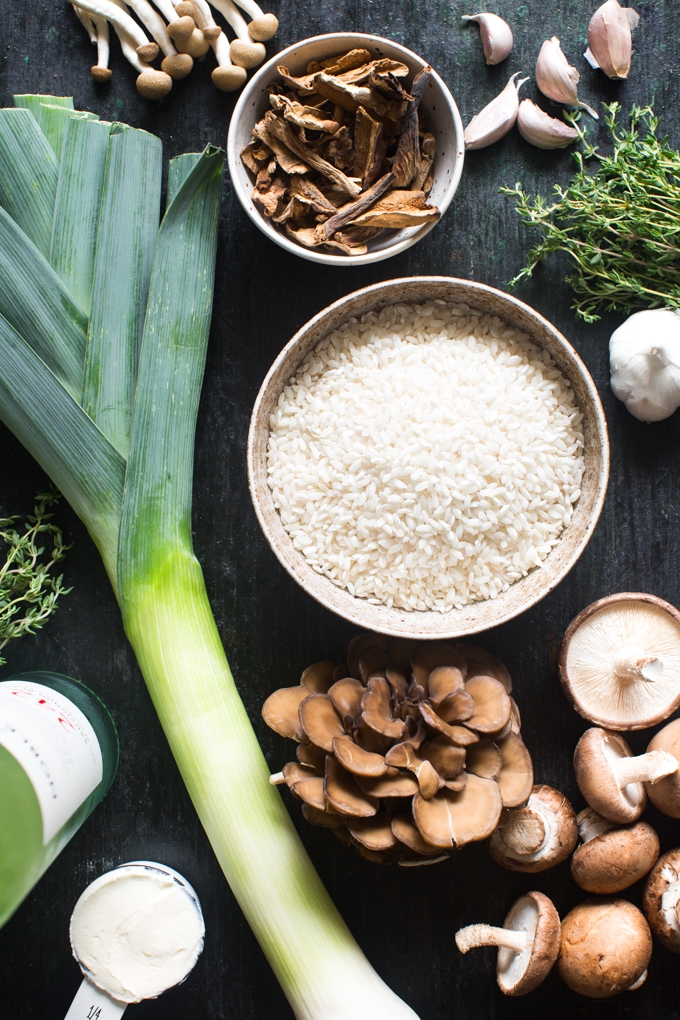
[[64, 861, 205, 1019]]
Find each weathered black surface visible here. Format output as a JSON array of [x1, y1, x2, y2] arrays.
[[2, 2, 680, 1018]]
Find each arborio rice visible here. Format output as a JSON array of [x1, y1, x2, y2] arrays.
[[267, 302, 585, 613]]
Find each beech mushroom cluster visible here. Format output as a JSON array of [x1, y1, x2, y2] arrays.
[[70, 0, 278, 97], [262, 634, 534, 864]]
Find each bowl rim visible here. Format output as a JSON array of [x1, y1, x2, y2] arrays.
[[226, 32, 465, 267], [247, 276, 610, 638]]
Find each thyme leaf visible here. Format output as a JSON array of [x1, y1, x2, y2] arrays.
[[0, 491, 72, 664], [502, 103, 680, 322]]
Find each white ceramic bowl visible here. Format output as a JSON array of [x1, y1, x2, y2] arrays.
[[227, 33, 465, 266], [248, 278, 610, 639]]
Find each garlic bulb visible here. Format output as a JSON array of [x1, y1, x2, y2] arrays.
[[535, 37, 599, 119], [464, 72, 528, 150], [610, 309, 680, 422], [585, 0, 640, 79], [462, 13, 513, 65], [517, 99, 579, 148]]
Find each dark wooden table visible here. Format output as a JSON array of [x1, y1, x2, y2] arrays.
[[2, 1, 680, 1017]]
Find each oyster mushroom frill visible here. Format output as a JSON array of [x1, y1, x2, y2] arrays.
[[263, 635, 533, 864]]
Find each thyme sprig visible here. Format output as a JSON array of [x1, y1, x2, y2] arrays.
[[503, 103, 680, 322], [0, 491, 71, 664]]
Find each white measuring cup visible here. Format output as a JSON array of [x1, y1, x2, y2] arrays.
[[64, 861, 205, 1019]]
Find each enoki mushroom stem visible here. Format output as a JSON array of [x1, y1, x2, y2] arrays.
[[613, 749, 678, 788], [455, 924, 528, 955], [210, 0, 266, 68], [612, 645, 663, 683]]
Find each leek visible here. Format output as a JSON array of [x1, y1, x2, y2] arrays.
[[0, 98, 420, 1020]]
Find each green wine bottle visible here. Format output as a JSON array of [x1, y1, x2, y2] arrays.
[[0, 671, 119, 928]]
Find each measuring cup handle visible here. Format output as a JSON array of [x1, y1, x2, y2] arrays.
[[64, 978, 127, 1020]]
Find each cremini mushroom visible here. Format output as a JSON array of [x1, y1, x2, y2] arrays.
[[560, 593, 680, 729], [571, 807, 659, 894], [645, 718, 680, 816], [574, 727, 678, 824], [642, 847, 680, 953], [558, 899, 652, 996], [210, 0, 266, 67], [456, 891, 560, 995], [229, 0, 278, 40], [488, 785, 578, 872]]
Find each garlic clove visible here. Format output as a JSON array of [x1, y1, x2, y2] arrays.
[[462, 13, 513, 65], [586, 0, 640, 80], [464, 72, 529, 150], [610, 309, 680, 422], [535, 36, 599, 119], [517, 98, 579, 149]]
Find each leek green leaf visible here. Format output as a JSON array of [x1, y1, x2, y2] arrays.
[[38, 104, 99, 161], [167, 153, 202, 205], [0, 207, 86, 400], [13, 94, 74, 120], [0, 109, 58, 257], [0, 313, 124, 587], [84, 123, 162, 457], [51, 117, 111, 315]]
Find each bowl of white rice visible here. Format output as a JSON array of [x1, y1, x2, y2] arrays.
[[248, 278, 609, 638]]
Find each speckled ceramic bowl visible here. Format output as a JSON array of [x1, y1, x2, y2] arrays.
[[227, 32, 464, 266], [248, 277, 610, 639]]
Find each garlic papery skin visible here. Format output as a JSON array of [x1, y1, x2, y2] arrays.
[[535, 37, 599, 119], [585, 0, 639, 79], [464, 72, 528, 150], [517, 99, 579, 148], [462, 13, 513, 65], [610, 309, 680, 422]]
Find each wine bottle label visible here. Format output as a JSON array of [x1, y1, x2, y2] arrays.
[[0, 679, 103, 845]]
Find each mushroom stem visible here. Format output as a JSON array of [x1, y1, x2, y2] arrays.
[[209, 0, 266, 67], [612, 749, 678, 788], [72, 3, 98, 42], [269, 771, 286, 785], [228, 0, 278, 40], [121, 0, 177, 55], [92, 14, 113, 79], [455, 923, 529, 955], [209, 29, 247, 89], [612, 644, 663, 683], [76, 0, 153, 51], [191, 0, 223, 38]]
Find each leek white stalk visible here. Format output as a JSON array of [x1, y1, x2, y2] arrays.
[[0, 98, 421, 1020]]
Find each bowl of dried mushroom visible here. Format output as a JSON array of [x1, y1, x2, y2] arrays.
[[227, 32, 465, 263]]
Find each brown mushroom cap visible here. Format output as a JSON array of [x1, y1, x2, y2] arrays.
[[455, 891, 560, 995], [411, 641, 467, 687], [347, 631, 390, 680], [299, 693, 345, 751], [495, 733, 534, 808], [136, 69, 173, 100], [560, 593, 680, 730], [646, 719, 680, 816], [558, 898, 652, 997], [456, 642, 513, 692], [261, 686, 309, 741], [464, 675, 512, 733], [574, 727, 676, 824], [327, 677, 364, 724], [488, 785, 578, 873], [642, 847, 680, 953], [346, 810, 398, 851], [413, 773, 502, 848], [301, 660, 335, 692], [391, 813, 447, 856], [161, 53, 194, 80], [427, 665, 465, 704], [571, 812, 659, 894], [324, 755, 379, 816], [465, 739, 502, 779], [332, 734, 387, 777]]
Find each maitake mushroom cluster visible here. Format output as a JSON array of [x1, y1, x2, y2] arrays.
[[262, 634, 533, 864], [71, 0, 278, 100], [241, 51, 440, 257]]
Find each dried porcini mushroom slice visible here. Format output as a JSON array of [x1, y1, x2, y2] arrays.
[[262, 636, 533, 863], [392, 66, 431, 186], [411, 641, 467, 687], [427, 665, 465, 704], [332, 734, 387, 777], [262, 686, 310, 741], [300, 660, 335, 692], [349, 189, 440, 229], [269, 93, 341, 134], [347, 810, 398, 851], [414, 774, 503, 848], [496, 733, 534, 808], [325, 755, 379, 817], [465, 676, 512, 734], [320, 48, 373, 74], [466, 739, 502, 779], [362, 676, 406, 740], [299, 692, 346, 751]]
